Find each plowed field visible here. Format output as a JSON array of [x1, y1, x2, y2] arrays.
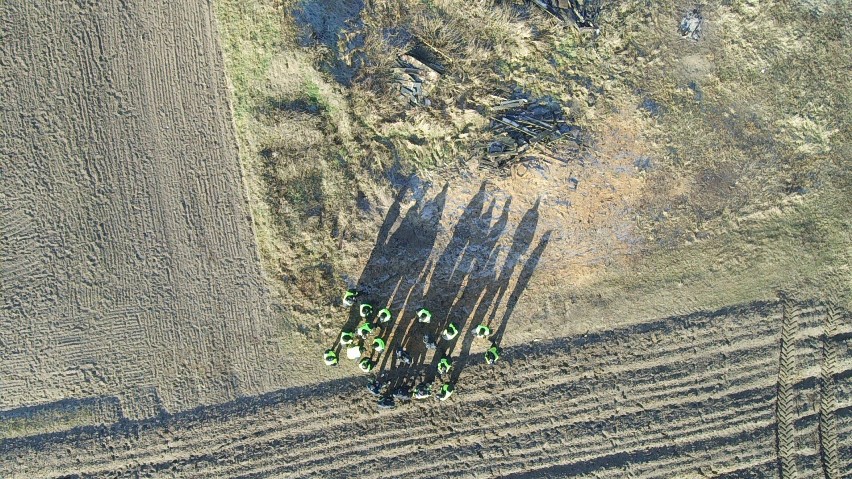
[[2, 301, 850, 478], [0, 0, 288, 420]]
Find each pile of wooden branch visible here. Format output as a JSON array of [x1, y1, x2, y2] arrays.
[[483, 98, 576, 173], [392, 54, 441, 107], [528, 0, 603, 30]]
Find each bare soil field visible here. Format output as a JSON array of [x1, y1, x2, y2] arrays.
[[2, 301, 850, 478], [0, 0, 303, 430]]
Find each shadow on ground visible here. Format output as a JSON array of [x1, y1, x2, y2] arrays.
[[331, 180, 551, 398], [292, 0, 365, 85], [2, 301, 814, 453]]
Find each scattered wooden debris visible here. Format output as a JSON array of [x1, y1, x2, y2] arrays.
[[482, 98, 579, 174], [527, 0, 604, 30], [392, 53, 442, 107]]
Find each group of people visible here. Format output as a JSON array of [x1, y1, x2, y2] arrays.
[[324, 289, 503, 409]]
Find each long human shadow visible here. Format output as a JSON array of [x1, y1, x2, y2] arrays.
[[329, 183, 406, 355], [491, 230, 552, 346], [375, 183, 488, 373], [445, 201, 543, 385], [334, 186, 546, 399], [333, 182, 447, 366], [483, 197, 541, 325], [373, 183, 448, 370], [379, 197, 540, 392], [382, 192, 509, 380], [414, 197, 511, 379]]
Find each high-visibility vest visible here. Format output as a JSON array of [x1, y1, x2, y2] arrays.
[[475, 325, 491, 337], [323, 350, 338, 365], [486, 347, 500, 362], [357, 322, 373, 337], [443, 323, 459, 340], [438, 383, 454, 400], [343, 290, 358, 304]]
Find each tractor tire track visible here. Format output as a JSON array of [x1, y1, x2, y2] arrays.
[[818, 301, 841, 479], [110, 306, 789, 476], [778, 295, 802, 479]]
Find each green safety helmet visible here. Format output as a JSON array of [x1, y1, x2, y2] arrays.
[[357, 322, 373, 337], [475, 324, 491, 337], [485, 346, 500, 364], [359, 358, 373, 372], [443, 323, 459, 340], [343, 289, 358, 303], [323, 349, 338, 365], [417, 308, 432, 323], [437, 357, 452, 373], [377, 308, 392, 323], [360, 303, 373, 318], [373, 337, 386, 352]]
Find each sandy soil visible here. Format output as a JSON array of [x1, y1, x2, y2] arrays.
[[1, 301, 850, 477], [0, 0, 292, 423]]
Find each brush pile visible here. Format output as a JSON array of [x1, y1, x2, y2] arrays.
[[527, 0, 604, 29], [483, 98, 576, 173]]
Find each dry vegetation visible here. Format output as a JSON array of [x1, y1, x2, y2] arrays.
[[213, 0, 850, 335]]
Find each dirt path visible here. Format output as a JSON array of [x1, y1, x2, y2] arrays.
[[3, 301, 850, 477], [0, 0, 289, 419]]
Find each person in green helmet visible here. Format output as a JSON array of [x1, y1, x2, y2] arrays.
[[485, 344, 501, 364], [359, 303, 374, 318], [340, 331, 355, 346], [372, 337, 386, 353], [342, 289, 360, 307], [441, 322, 459, 341], [356, 321, 374, 339], [436, 383, 454, 401], [323, 349, 338, 366], [377, 308, 392, 323], [474, 324, 491, 339], [416, 308, 432, 323], [358, 357, 374, 373], [437, 356, 452, 374]]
